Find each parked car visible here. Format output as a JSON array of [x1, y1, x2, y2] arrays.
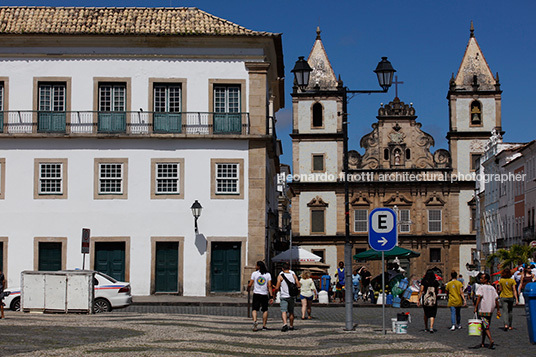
[[2, 271, 132, 313]]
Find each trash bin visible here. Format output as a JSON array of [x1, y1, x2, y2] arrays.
[[524, 282, 536, 344]]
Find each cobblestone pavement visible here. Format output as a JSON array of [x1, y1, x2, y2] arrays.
[[124, 304, 532, 356], [0, 305, 531, 356]]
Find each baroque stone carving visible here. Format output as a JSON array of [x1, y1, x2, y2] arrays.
[[307, 196, 329, 207]]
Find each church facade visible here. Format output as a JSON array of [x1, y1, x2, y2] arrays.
[[290, 25, 500, 279]]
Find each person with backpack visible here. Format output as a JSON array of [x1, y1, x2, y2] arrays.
[[417, 269, 440, 333], [274, 262, 300, 332], [247, 261, 273, 331]]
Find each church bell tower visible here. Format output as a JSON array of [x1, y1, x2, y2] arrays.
[[447, 21, 502, 175]]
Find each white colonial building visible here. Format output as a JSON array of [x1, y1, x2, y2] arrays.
[[0, 7, 284, 296]]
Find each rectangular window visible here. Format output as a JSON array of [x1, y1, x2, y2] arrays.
[[213, 85, 241, 134], [156, 163, 179, 194], [98, 83, 127, 133], [428, 209, 442, 232], [38, 83, 66, 133], [471, 207, 477, 232], [34, 159, 67, 199], [214, 85, 240, 113], [154, 84, 181, 113], [39, 84, 65, 112], [312, 154, 324, 172], [354, 209, 368, 232], [39, 163, 63, 194], [153, 84, 182, 133], [471, 153, 481, 171], [399, 209, 411, 233], [311, 249, 325, 263], [99, 84, 125, 112], [215, 163, 239, 194], [430, 248, 441, 263], [311, 209, 325, 233], [99, 163, 123, 194]]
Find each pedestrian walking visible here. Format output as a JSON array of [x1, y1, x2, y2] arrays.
[[497, 267, 518, 331], [274, 262, 300, 332], [359, 266, 372, 300], [518, 265, 534, 299], [472, 272, 483, 306], [352, 269, 361, 302], [417, 269, 439, 333], [299, 270, 317, 320], [247, 261, 273, 331], [457, 274, 465, 288], [445, 270, 466, 330], [337, 261, 345, 303], [474, 273, 500, 349], [0, 269, 5, 319]]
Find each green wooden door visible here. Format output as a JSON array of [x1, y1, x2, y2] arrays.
[[38, 242, 62, 271], [211, 242, 241, 292], [155, 242, 179, 292], [94, 242, 126, 281]]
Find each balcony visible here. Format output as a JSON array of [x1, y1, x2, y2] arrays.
[[38, 112, 67, 133], [1, 111, 251, 136]]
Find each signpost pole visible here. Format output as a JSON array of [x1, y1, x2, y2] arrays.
[[368, 208, 397, 336], [382, 251, 385, 335]]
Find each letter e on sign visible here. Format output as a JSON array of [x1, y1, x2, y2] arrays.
[[371, 212, 394, 233]]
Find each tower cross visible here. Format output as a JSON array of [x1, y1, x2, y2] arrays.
[[393, 75, 404, 98]]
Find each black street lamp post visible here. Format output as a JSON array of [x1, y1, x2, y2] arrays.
[[191, 200, 203, 234], [292, 56, 395, 331]]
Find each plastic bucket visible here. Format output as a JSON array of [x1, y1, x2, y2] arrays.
[[395, 321, 408, 334], [391, 318, 397, 332], [468, 319, 482, 336]]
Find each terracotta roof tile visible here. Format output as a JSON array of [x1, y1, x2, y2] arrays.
[[0, 6, 276, 37]]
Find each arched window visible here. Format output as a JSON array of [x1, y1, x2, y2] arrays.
[[406, 149, 411, 160], [384, 149, 389, 160], [470, 101, 482, 125], [312, 102, 323, 127]]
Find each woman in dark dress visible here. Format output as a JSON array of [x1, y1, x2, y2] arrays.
[[417, 269, 440, 333]]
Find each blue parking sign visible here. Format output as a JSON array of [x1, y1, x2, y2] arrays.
[[368, 208, 397, 251]]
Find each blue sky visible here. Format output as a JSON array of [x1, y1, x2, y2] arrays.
[[5, 1, 536, 167]]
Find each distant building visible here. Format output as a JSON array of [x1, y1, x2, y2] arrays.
[[476, 136, 536, 264], [289, 24, 499, 279], [0, 7, 284, 296]]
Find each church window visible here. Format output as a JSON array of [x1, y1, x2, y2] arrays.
[[311, 209, 325, 233], [430, 248, 441, 263], [470, 101, 482, 125], [384, 149, 389, 160], [405, 149, 411, 160], [312, 154, 324, 172], [354, 209, 368, 232], [312, 102, 323, 127], [428, 209, 442, 232], [471, 153, 481, 171], [399, 209, 410, 233]]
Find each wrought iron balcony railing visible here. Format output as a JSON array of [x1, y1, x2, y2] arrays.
[[0, 111, 250, 136]]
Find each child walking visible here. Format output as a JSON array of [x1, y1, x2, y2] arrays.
[[474, 273, 501, 349]]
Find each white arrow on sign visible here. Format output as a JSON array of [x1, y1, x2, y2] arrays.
[[378, 237, 388, 246]]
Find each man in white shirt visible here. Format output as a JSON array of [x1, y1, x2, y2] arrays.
[[274, 262, 300, 332]]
